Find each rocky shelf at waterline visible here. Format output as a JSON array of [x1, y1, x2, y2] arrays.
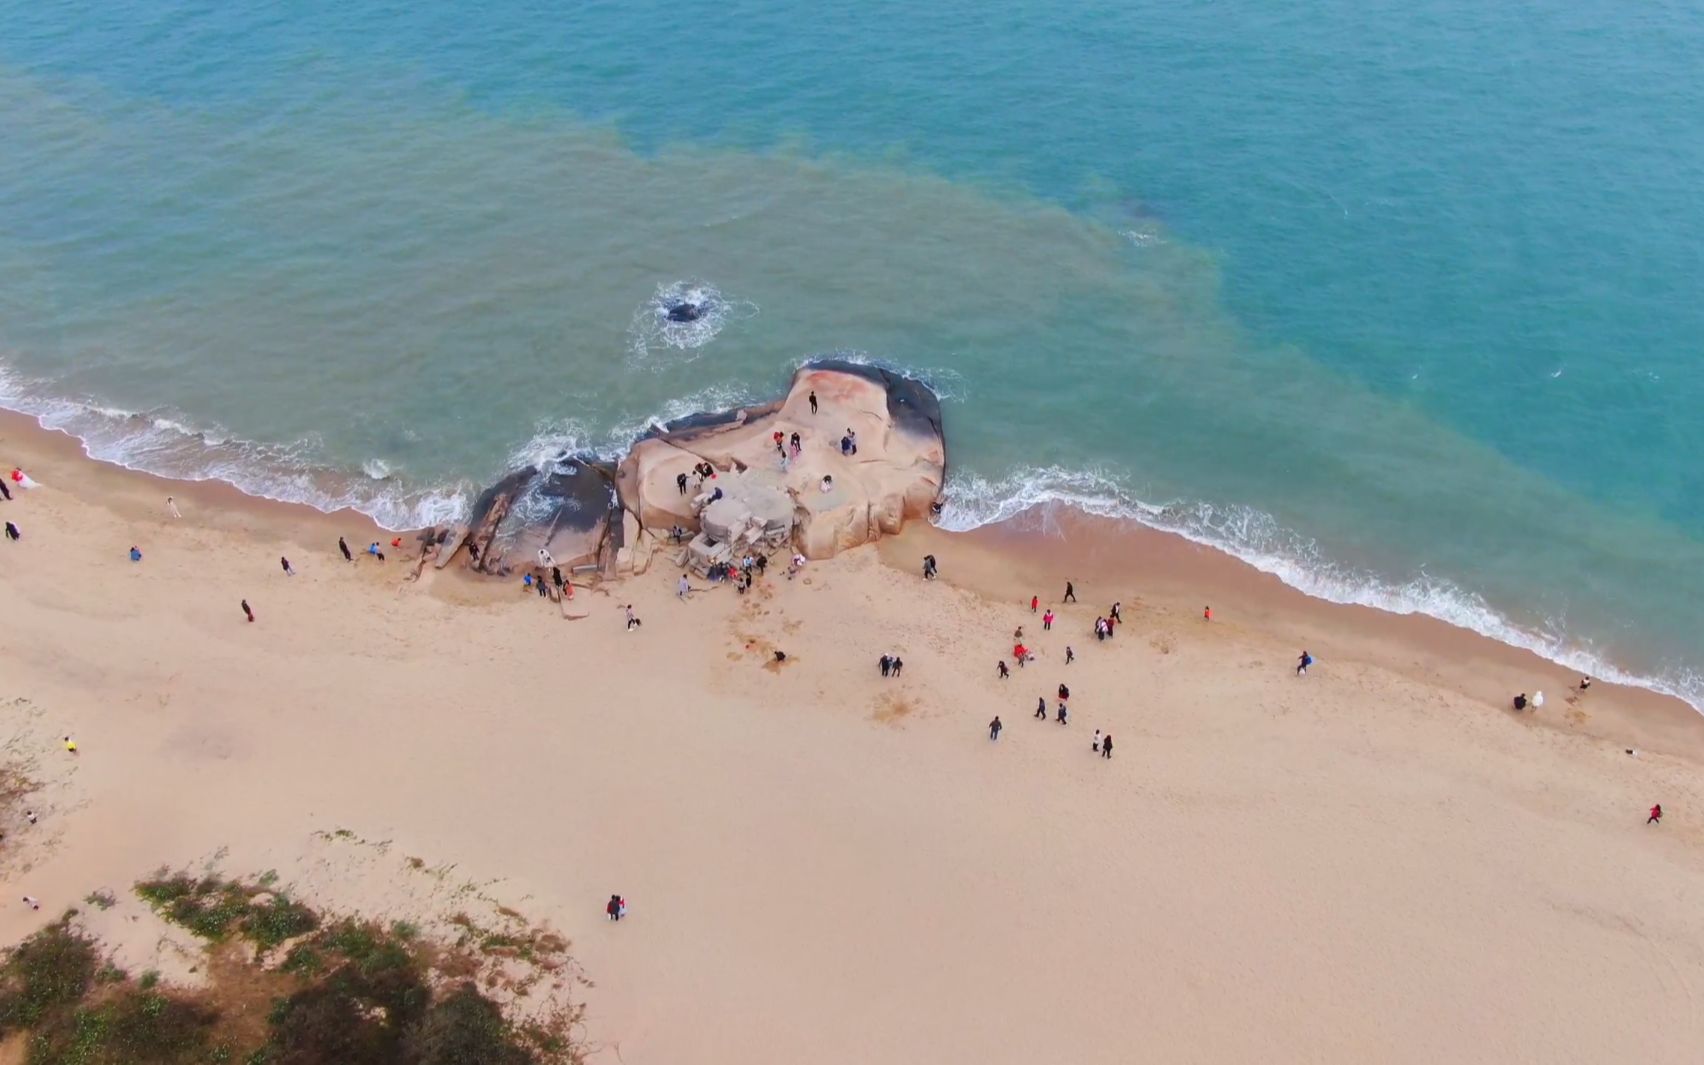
[[429, 361, 947, 580]]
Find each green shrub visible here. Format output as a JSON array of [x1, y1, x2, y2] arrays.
[[0, 922, 98, 1036]]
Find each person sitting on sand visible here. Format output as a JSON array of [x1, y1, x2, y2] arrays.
[[367, 542, 385, 561], [10, 468, 38, 489]]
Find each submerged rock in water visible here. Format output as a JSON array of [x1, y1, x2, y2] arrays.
[[664, 302, 703, 323]]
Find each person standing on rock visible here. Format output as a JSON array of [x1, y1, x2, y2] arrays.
[[676, 472, 688, 495], [790, 432, 802, 456], [809, 390, 818, 415]]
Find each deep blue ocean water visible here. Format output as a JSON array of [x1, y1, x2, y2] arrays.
[[2, 0, 1701, 703]]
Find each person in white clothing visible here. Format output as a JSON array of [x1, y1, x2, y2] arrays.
[[166, 496, 181, 518]]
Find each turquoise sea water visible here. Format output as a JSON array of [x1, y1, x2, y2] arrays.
[[2, 1, 1701, 705]]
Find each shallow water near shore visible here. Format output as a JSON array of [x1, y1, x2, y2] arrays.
[[1, 0, 1701, 706]]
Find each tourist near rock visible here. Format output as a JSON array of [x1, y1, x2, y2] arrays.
[[437, 360, 946, 579]]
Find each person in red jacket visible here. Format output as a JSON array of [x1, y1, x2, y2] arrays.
[[1030, 595, 1039, 613], [1648, 804, 1662, 825]]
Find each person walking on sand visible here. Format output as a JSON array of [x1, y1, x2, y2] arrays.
[[1101, 733, 1113, 759], [1204, 605, 1212, 621], [880, 654, 892, 678], [3, 521, 18, 542], [1031, 595, 1039, 614], [922, 554, 938, 580], [280, 556, 295, 576], [607, 894, 624, 921], [1092, 729, 1101, 753], [891, 656, 904, 677], [241, 599, 254, 623], [1296, 650, 1313, 676], [0, 479, 10, 502], [809, 390, 818, 415], [1110, 602, 1122, 624], [1043, 609, 1054, 631], [989, 716, 1003, 741], [1648, 804, 1663, 825], [997, 660, 1010, 679], [677, 573, 691, 600], [165, 495, 180, 518], [1064, 581, 1076, 603], [1058, 683, 1069, 704], [1065, 645, 1075, 665], [1035, 696, 1047, 720], [1056, 702, 1068, 725]]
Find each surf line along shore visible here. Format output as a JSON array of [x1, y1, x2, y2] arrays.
[[431, 359, 948, 583]]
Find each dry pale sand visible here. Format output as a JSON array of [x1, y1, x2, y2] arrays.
[[4, 409, 1704, 1064]]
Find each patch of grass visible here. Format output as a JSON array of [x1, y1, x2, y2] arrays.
[[135, 874, 318, 954], [0, 919, 99, 1036], [4, 876, 585, 1064], [84, 890, 118, 911]]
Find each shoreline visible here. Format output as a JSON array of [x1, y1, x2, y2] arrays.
[[7, 403, 1704, 1062], [5, 404, 1698, 747]]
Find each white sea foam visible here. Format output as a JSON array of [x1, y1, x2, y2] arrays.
[[790, 349, 968, 402], [940, 466, 1704, 713], [625, 279, 758, 366], [0, 364, 473, 530]]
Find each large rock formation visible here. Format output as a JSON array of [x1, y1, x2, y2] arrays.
[[617, 360, 946, 561], [442, 361, 945, 578]]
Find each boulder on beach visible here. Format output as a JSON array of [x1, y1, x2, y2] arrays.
[[617, 360, 946, 561], [452, 360, 945, 577]]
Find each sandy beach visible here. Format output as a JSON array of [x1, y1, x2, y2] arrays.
[[4, 408, 1704, 1064]]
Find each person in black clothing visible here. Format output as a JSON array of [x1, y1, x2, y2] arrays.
[[280, 556, 295, 576], [1101, 734, 1113, 759], [552, 566, 564, 591], [809, 390, 818, 414], [241, 599, 254, 623], [880, 655, 892, 677], [1063, 581, 1076, 603], [0, 479, 10, 501], [1035, 697, 1047, 720], [891, 657, 903, 677], [338, 536, 353, 562], [1065, 646, 1075, 665], [676, 471, 688, 494], [997, 660, 1010, 679], [3, 521, 18, 541], [988, 716, 1002, 741], [1058, 683, 1070, 702], [1056, 702, 1068, 724], [1110, 602, 1122, 624]]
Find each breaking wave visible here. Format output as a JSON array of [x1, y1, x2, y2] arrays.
[[0, 366, 470, 530], [939, 466, 1704, 713]]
